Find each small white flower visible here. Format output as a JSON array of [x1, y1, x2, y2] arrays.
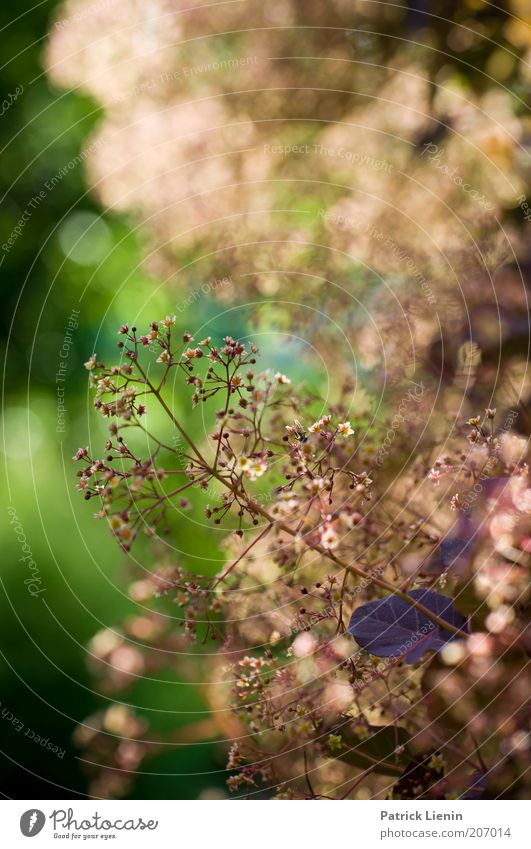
[[236, 456, 252, 472], [160, 315, 176, 328], [337, 421, 354, 437], [97, 376, 114, 394], [320, 525, 339, 550], [274, 371, 291, 385], [308, 419, 324, 433], [184, 347, 202, 359], [307, 477, 325, 494], [156, 350, 170, 363], [246, 459, 268, 480]]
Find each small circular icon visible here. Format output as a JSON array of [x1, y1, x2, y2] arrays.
[[20, 810, 46, 837]]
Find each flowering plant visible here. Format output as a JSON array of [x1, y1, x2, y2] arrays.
[[75, 317, 529, 800]]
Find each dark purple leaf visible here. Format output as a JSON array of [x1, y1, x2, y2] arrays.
[[440, 514, 477, 572], [348, 589, 468, 664], [481, 476, 511, 499]]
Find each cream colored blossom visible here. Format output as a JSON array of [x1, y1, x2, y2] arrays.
[[337, 421, 354, 437], [320, 525, 339, 550], [245, 459, 267, 480]]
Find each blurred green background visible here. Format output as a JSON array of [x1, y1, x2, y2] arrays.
[[0, 0, 238, 799]]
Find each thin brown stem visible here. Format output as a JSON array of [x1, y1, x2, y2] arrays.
[[212, 523, 273, 589]]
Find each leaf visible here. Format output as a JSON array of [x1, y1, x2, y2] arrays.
[[348, 589, 468, 664], [328, 723, 410, 776], [439, 514, 477, 572]]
